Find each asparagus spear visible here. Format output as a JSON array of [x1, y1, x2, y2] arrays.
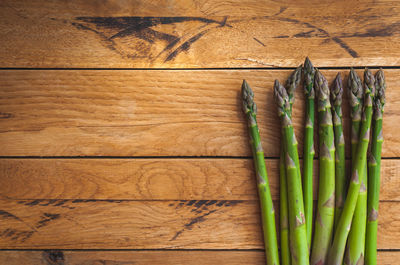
[[328, 69, 375, 265], [241, 80, 280, 265], [345, 71, 369, 264], [274, 80, 309, 265], [310, 69, 335, 265], [280, 66, 302, 265], [286, 66, 303, 185], [302, 57, 315, 248], [365, 69, 386, 265], [331, 73, 346, 230]]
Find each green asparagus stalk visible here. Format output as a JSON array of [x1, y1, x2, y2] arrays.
[[242, 80, 280, 265], [365, 69, 386, 265], [274, 80, 309, 265], [331, 73, 346, 230], [280, 156, 291, 265], [328, 69, 375, 265], [280, 66, 302, 265], [345, 70, 369, 265], [310, 69, 335, 265], [286, 66, 303, 186], [302, 57, 315, 248]]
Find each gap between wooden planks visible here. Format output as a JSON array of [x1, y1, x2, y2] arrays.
[[0, 1, 399, 67], [0, 69, 398, 157], [0, 250, 398, 265], [0, 158, 399, 201]]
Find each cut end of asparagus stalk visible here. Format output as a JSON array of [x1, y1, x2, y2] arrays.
[[303, 57, 316, 98], [374, 69, 386, 118], [331, 72, 343, 107], [315, 69, 331, 111], [285, 65, 302, 105], [241, 80, 257, 115], [348, 68, 363, 120]]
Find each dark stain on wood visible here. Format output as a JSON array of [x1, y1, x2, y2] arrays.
[[0, 112, 13, 119], [71, 199, 123, 203], [206, 200, 217, 206], [164, 29, 209, 62], [186, 200, 196, 206], [0, 210, 23, 222], [170, 200, 242, 241], [185, 209, 217, 229], [170, 209, 217, 241], [293, 30, 316, 38], [43, 250, 65, 265], [0, 228, 34, 242], [71, 22, 118, 53], [72, 16, 230, 62], [36, 213, 60, 228], [18, 199, 75, 209], [271, 17, 360, 58], [341, 22, 400, 38], [331, 37, 359, 58]]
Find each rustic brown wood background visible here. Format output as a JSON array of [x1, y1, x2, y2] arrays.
[[0, 0, 399, 264]]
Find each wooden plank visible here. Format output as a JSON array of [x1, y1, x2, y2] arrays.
[[0, 250, 398, 265], [1, 158, 399, 201], [0, 200, 398, 249], [0, 69, 397, 157], [0, 1, 400, 68]]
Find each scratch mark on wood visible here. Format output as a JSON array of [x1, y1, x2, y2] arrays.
[[253, 37, 266, 46], [235, 57, 277, 66]]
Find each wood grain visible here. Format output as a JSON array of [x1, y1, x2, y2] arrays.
[[1, 1, 400, 68], [0, 69, 397, 157], [0, 250, 398, 265], [0, 199, 398, 249], [1, 158, 399, 201]]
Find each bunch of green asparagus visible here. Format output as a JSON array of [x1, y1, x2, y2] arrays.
[[241, 58, 386, 265]]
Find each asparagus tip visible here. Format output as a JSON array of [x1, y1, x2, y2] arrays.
[[304, 57, 313, 70], [303, 57, 315, 97], [364, 68, 376, 97], [374, 69, 386, 115], [348, 68, 363, 113], [274, 79, 289, 116], [285, 65, 302, 99], [315, 69, 330, 103], [331, 72, 343, 106], [241, 80, 256, 115]]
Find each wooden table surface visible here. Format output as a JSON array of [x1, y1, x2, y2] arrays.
[[0, 0, 399, 264]]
